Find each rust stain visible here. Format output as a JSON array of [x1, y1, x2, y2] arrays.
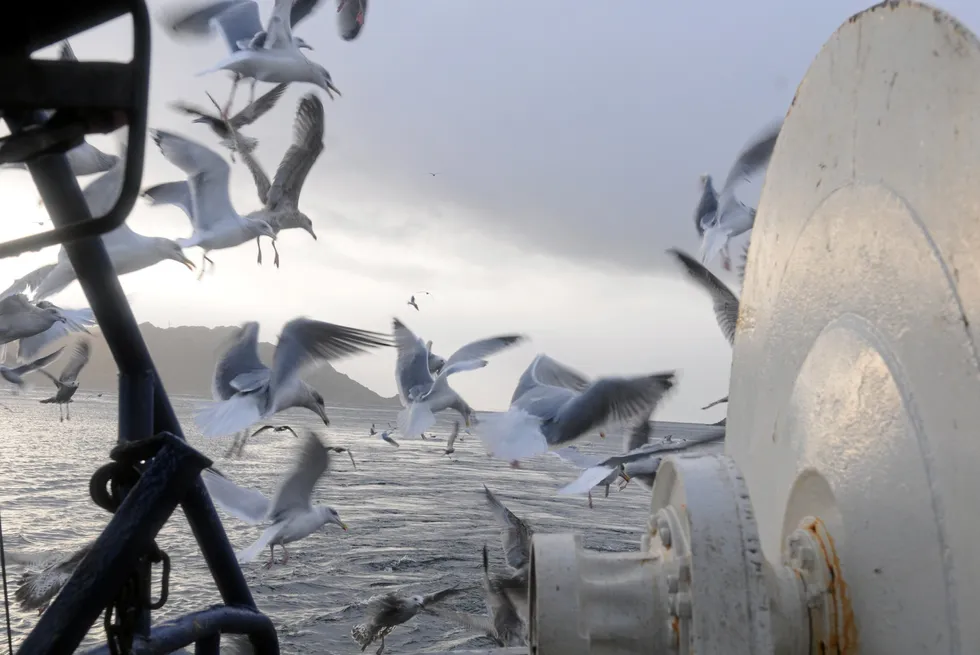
[[802, 517, 859, 653]]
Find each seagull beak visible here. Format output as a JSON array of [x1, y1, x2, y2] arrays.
[[339, 521, 348, 531], [620, 471, 631, 482], [178, 253, 196, 270], [325, 81, 341, 100], [305, 226, 318, 240]]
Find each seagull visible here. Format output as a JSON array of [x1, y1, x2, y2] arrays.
[[196, 318, 391, 438], [0, 42, 119, 178], [0, 294, 67, 346], [696, 120, 782, 270], [551, 445, 631, 509], [1, 347, 63, 389], [407, 296, 419, 311], [432, 545, 526, 648], [203, 431, 348, 566], [170, 82, 287, 160], [443, 420, 460, 456], [368, 423, 376, 436], [378, 428, 399, 447], [233, 424, 358, 467], [474, 354, 676, 464], [225, 422, 298, 458], [195, 0, 341, 109], [38, 337, 91, 421], [558, 424, 727, 496], [669, 247, 742, 411], [161, 0, 321, 109], [393, 318, 526, 438], [351, 585, 463, 654], [14, 302, 96, 363], [3, 143, 196, 302], [231, 92, 323, 268], [335, 0, 367, 40], [146, 129, 278, 279], [12, 541, 95, 615]]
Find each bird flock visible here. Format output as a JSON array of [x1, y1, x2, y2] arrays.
[[0, 0, 783, 650]]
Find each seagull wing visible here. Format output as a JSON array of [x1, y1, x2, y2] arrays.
[[694, 177, 718, 237], [336, 0, 367, 41], [392, 318, 434, 403], [720, 119, 783, 195], [263, 0, 296, 50], [150, 129, 234, 234], [291, 0, 326, 27], [444, 334, 526, 371], [81, 160, 125, 217], [482, 485, 532, 572], [17, 305, 94, 363], [236, 141, 271, 206], [550, 372, 677, 447], [511, 353, 590, 405], [550, 445, 602, 469], [421, 585, 464, 607], [669, 248, 739, 347], [212, 322, 267, 401], [269, 318, 391, 395], [201, 468, 271, 524], [736, 241, 750, 287], [58, 41, 77, 62], [268, 431, 330, 518], [141, 181, 195, 223], [230, 83, 288, 129], [57, 337, 91, 385], [10, 347, 64, 376], [267, 94, 325, 211]]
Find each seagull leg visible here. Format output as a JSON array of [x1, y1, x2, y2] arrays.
[[376, 635, 386, 655], [272, 240, 280, 268], [256, 237, 263, 265], [224, 74, 241, 117], [264, 545, 275, 569], [588, 491, 594, 510], [282, 544, 289, 565], [58, 404, 63, 422], [249, 78, 258, 106], [604, 484, 610, 498], [66, 402, 71, 421]]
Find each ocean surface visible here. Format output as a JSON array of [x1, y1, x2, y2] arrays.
[[0, 390, 718, 653]]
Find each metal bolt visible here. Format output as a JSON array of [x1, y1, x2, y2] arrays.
[[788, 534, 802, 561], [675, 592, 693, 618], [678, 561, 691, 584], [666, 574, 679, 593]]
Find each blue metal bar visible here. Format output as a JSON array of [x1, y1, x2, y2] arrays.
[[15, 434, 210, 653], [80, 606, 279, 655]]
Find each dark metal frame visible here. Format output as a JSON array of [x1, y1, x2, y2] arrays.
[[1, 0, 279, 652]]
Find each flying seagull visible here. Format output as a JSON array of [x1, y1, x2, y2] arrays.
[[393, 318, 525, 437], [146, 129, 278, 279], [696, 119, 782, 270], [170, 82, 287, 160], [37, 337, 92, 421], [407, 296, 419, 311], [1, 347, 63, 389], [231, 92, 323, 268], [14, 302, 96, 364], [551, 445, 631, 509], [351, 585, 463, 654], [475, 354, 676, 464], [225, 423, 298, 458], [202, 431, 348, 566], [196, 318, 391, 438], [0, 294, 68, 346], [13, 541, 95, 615]]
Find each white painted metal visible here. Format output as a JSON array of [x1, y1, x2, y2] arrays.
[[523, 2, 980, 654], [729, 1, 980, 651]]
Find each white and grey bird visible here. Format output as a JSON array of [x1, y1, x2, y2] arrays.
[[2, 143, 196, 302], [225, 422, 299, 458], [696, 120, 782, 269], [551, 445, 631, 509], [1, 347, 63, 389], [351, 585, 463, 654], [196, 318, 391, 438], [231, 92, 323, 268], [378, 428, 399, 448], [669, 247, 743, 411], [193, 0, 341, 109], [335, 0, 367, 40], [0, 294, 67, 346], [393, 318, 525, 438], [202, 431, 348, 566], [37, 337, 92, 421], [475, 354, 677, 464], [407, 295, 419, 311], [1, 42, 118, 179], [12, 540, 95, 615], [13, 302, 96, 364], [432, 545, 527, 648], [170, 82, 287, 159], [146, 129, 278, 279]]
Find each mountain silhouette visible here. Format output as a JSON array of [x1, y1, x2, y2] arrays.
[[13, 323, 399, 408]]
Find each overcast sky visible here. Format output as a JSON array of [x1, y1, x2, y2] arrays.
[[1, 0, 977, 418]]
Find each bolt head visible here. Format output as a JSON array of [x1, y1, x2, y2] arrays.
[[666, 574, 679, 594], [678, 561, 691, 584], [675, 592, 693, 618]]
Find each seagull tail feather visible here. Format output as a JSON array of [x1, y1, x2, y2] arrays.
[[396, 402, 436, 438], [194, 395, 262, 438], [236, 524, 279, 564], [474, 408, 547, 462], [557, 466, 618, 496]]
